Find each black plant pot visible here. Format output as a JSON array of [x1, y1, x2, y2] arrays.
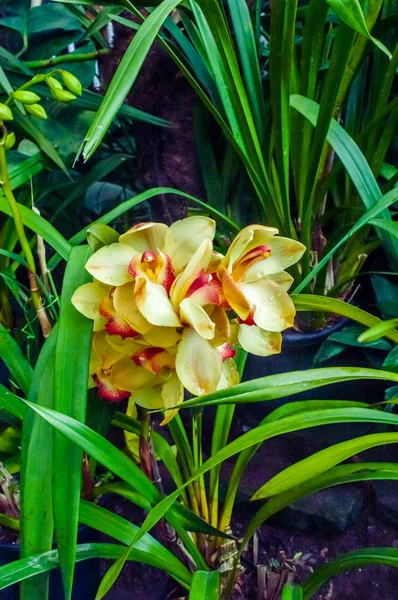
[[242, 318, 389, 419], [0, 526, 100, 600]]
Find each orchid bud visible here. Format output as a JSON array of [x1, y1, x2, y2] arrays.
[[25, 103, 47, 120], [46, 76, 63, 91], [61, 70, 82, 96], [13, 90, 41, 105], [51, 88, 77, 103], [0, 103, 13, 121], [4, 132, 16, 150]]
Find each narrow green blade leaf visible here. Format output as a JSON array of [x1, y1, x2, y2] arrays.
[[303, 548, 398, 599], [281, 584, 303, 600], [189, 570, 220, 599], [252, 432, 398, 499], [52, 245, 93, 600], [326, 0, 392, 58], [0, 323, 32, 395], [20, 330, 57, 600], [82, 0, 183, 160], [358, 318, 398, 343]]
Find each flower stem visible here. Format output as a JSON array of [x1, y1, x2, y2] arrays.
[[24, 49, 110, 70], [0, 136, 52, 337]]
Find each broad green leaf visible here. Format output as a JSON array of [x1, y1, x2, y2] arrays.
[[189, 570, 220, 599], [81, 0, 183, 160], [0, 323, 32, 395], [252, 432, 398, 499], [303, 548, 398, 599], [358, 318, 398, 343], [52, 246, 93, 600], [326, 0, 392, 58]]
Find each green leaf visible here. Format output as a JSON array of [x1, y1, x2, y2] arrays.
[[290, 95, 398, 280], [52, 246, 93, 600], [86, 223, 119, 252], [0, 323, 32, 395], [326, 0, 392, 58], [302, 548, 398, 599], [0, 542, 191, 592], [281, 585, 303, 600], [189, 570, 220, 599], [0, 198, 72, 259], [358, 318, 398, 343], [81, 0, 183, 160], [292, 295, 398, 344], [251, 432, 398, 499], [128, 407, 398, 549], [178, 367, 398, 410], [369, 218, 398, 239], [79, 500, 191, 586], [243, 462, 398, 556], [20, 330, 57, 600]]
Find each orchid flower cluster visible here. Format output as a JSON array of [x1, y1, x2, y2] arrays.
[[72, 217, 305, 422]]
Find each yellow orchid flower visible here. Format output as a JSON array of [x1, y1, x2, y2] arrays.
[[218, 225, 305, 356], [71, 217, 305, 420]]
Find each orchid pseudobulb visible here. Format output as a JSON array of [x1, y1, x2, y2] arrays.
[[72, 217, 305, 421]]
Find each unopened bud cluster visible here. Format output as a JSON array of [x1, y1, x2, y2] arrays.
[[0, 70, 82, 149]]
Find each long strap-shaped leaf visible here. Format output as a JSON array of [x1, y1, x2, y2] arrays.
[[290, 94, 398, 273], [0, 323, 32, 395], [52, 245, 93, 600], [19, 404, 398, 552], [303, 548, 398, 599], [81, 0, 184, 160], [189, 570, 220, 599], [20, 330, 57, 600]]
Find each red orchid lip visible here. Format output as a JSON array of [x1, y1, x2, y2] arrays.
[[219, 342, 237, 360], [94, 374, 131, 403]]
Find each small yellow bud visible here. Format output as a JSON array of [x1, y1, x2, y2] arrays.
[[13, 90, 41, 105], [25, 103, 47, 119], [61, 71, 82, 96], [4, 132, 16, 150], [52, 88, 77, 103], [0, 103, 13, 121]]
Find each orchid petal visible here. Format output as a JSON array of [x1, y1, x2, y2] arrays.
[[110, 357, 158, 392], [130, 386, 165, 409], [216, 358, 240, 390], [218, 265, 251, 320], [92, 331, 124, 370], [180, 297, 215, 340], [113, 282, 152, 334], [224, 225, 278, 272], [238, 324, 282, 356], [240, 279, 296, 332], [176, 328, 222, 396], [245, 237, 305, 279], [266, 271, 294, 291], [95, 369, 131, 403], [143, 327, 181, 348], [163, 216, 215, 272], [119, 222, 168, 252], [85, 243, 136, 286], [171, 238, 214, 307], [135, 275, 181, 327], [71, 281, 110, 320], [160, 372, 183, 425]]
